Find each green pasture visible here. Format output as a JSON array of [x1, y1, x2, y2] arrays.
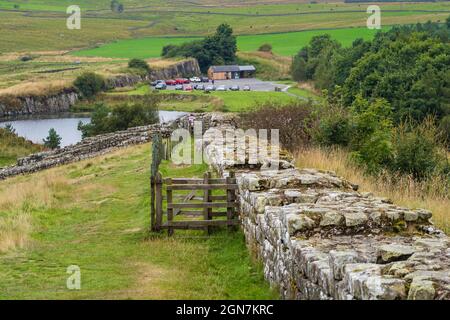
[[73, 26, 387, 59]]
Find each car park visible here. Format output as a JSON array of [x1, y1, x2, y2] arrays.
[[243, 85, 251, 91], [229, 85, 240, 91], [165, 79, 176, 85], [175, 84, 183, 90], [190, 77, 201, 83], [201, 77, 209, 83], [216, 85, 226, 91], [155, 83, 167, 90]]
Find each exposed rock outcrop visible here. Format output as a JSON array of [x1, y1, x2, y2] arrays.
[[0, 59, 201, 118], [0, 89, 78, 117]]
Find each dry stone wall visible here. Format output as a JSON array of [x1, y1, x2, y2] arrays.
[[198, 113, 450, 300], [0, 124, 171, 180]]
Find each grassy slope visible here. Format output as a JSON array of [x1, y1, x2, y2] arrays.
[[0, 128, 44, 167], [0, 143, 276, 299], [1, 1, 448, 54]]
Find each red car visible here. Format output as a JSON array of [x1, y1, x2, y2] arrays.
[[165, 79, 176, 85], [175, 78, 190, 84], [184, 85, 193, 91]]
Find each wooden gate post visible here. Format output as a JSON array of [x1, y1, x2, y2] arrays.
[[150, 175, 156, 231], [166, 177, 174, 236], [155, 172, 163, 231], [226, 171, 236, 231], [203, 172, 212, 235]]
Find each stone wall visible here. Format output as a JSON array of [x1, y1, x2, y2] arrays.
[[199, 113, 450, 300], [0, 124, 172, 180]]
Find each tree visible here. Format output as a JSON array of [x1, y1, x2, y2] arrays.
[[128, 58, 150, 72], [74, 72, 106, 99], [258, 43, 272, 53], [43, 128, 62, 149], [291, 56, 308, 81], [161, 23, 237, 72], [78, 94, 160, 138], [3, 123, 15, 134], [110, 0, 124, 13]]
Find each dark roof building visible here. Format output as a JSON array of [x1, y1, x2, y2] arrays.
[[207, 65, 256, 80]]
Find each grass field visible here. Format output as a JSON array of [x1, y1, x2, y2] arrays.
[[100, 84, 299, 113], [0, 1, 448, 54], [74, 26, 389, 59], [0, 143, 276, 299]]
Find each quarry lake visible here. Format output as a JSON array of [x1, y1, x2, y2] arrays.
[[0, 111, 186, 147]]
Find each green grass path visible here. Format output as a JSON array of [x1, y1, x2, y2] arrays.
[[0, 144, 275, 299]]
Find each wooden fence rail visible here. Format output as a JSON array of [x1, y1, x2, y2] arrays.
[[150, 171, 238, 235]]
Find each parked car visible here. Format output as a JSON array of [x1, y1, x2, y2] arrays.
[[243, 85, 251, 91], [155, 83, 167, 90], [175, 84, 183, 90], [190, 77, 201, 83], [175, 78, 190, 84], [229, 85, 240, 91], [165, 79, 176, 85], [184, 85, 193, 91], [195, 84, 205, 91], [201, 77, 209, 83], [216, 85, 226, 91], [205, 85, 215, 92], [151, 80, 165, 86]]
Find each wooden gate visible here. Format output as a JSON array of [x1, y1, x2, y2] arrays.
[[151, 171, 239, 235]]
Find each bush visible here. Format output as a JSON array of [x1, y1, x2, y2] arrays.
[[78, 94, 160, 138], [128, 58, 150, 72], [258, 43, 272, 53], [312, 105, 351, 146], [439, 115, 450, 146], [43, 128, 62, 149], [390, 118, 449, 180], [74, 72, 106, 99], [239, 101, 314, 152]]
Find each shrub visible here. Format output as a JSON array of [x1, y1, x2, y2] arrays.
[[128, 58, 150, 72], [258, 43, 272, 53], [390, 118, 449, 180], [43, 128, 62, 149], [312, 104, 351, 146], [439, 115, 450, 146], [239, 101, 314, 152], [78, 94, 160, 138], [73, 72, 106, 99]]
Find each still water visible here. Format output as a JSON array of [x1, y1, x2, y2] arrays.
[[0, 111, 186, 148]]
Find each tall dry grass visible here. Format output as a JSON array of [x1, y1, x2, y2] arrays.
[[295, 147, 449, 234], [0, 80, 71, 97], [0, 172, 69, 253]]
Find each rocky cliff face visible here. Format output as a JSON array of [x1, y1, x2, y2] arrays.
[[151, 58, 200, 80], [0, 90, 78, 117], [0, 59, 201, 118]]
